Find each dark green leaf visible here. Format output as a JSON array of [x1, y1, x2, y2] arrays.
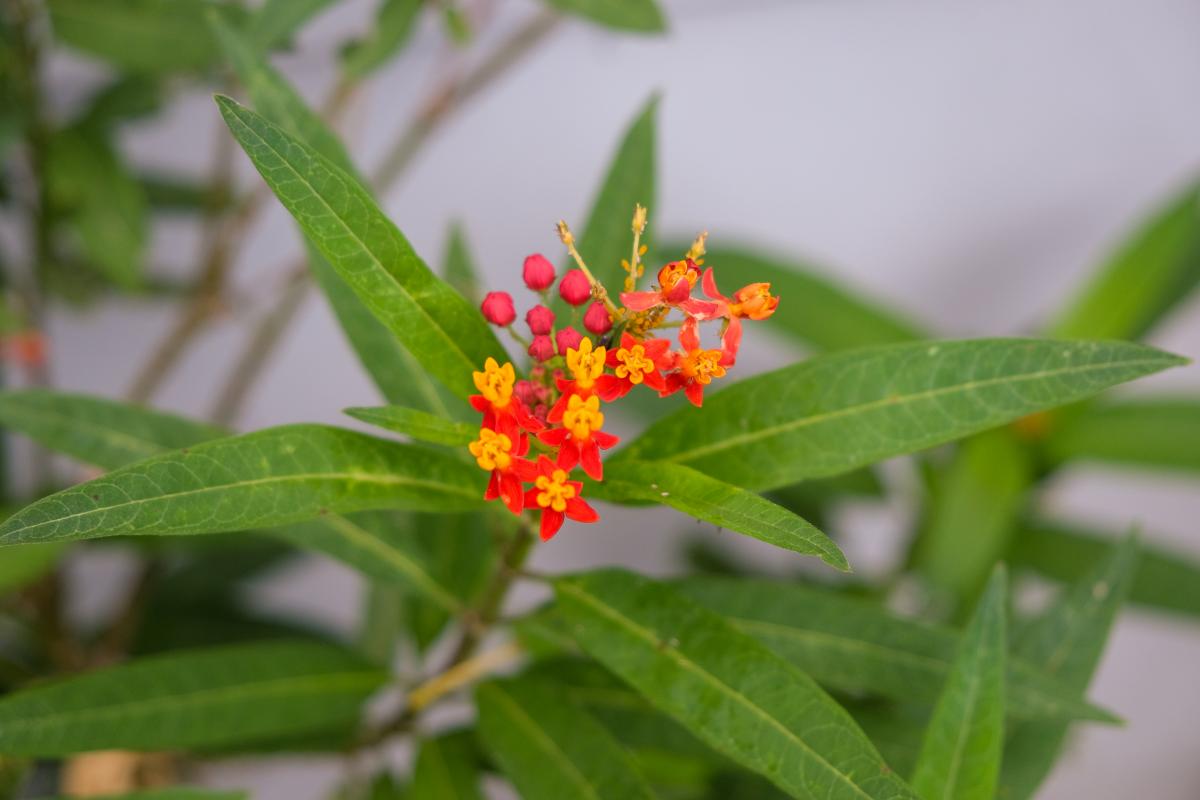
[[911, 567, 1007, 800], [0, 425, 483, 546], [77, 75, 163, 130], [411, 730, 484, 800], [0, 640, 386, 756], [140, 172, 233, 215], [401, 512, 494, 651], [543, 0, 666, 32], [341, 0, 423, 78], [1045, 397, 1200, 474], [344, 406, 476, 447], [358, 581, 404, 665], [616, 339, 1186, 491], [555, 569, 918, 799]]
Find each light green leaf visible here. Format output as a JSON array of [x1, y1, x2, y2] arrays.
[[411, 730, 485, 800], [1045, 397, 1200, 474], [543, 0, 666, 32], [0, 424, 483, 546], [1050, 175, 1200, 340], [357, 581, 404, 665], [674, 576, 1114, 723], [476, 677, 657, 800], [1000, 535, 1140, 800], [911, 567, 1007, 800], [42, 791, 247, 800], [443, 222, 482, 304], [0, 640, 386, 756], [0, 541, 65, 593], [681, 244, 926, 352], [0, 390, 225, 470], [344, 405, 476, 447], [402, 512, 494, 652], [216, 96, 505, 399], [247, 0, 339, 50], [616, 339, 1186, 491], [1011, 521, 1200, 619], [593, 459, 847, 569], [555, 98, 656, 313], [555, 569, 919, 800], [341, 0, 423, 78]]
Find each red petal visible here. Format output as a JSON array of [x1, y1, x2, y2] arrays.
[[580, 440, 603, 481], [721, 316, 743, 366], [660, 372, 684, 397], [680, 298, 723, 320], [485, 470, 501, 501], [556, 441, 580, 471], [685, 381, 705, 407], [642, 370, 667, 392], [664, 279, 691, 305], [594, 374, 628, 403], [511, 457, 538, 481], [547, 392, 571, 424], [538, 427, 570, 447], [680, 317, 700, 352], [469, 395, 489, 413], [540, 509, 565, 540], [701, 267, 725, 300], [500, 473, 524, 515], [593, 430, 620, 449], [523, 487, 541, 509], [565, 497, 599, 524], [620, 291, 662, 311], [644, 338, 672, 361], [514, 399, 545, 432]]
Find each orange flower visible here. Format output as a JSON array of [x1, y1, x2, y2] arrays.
[[696, 268, 779, 365], [468, 428, 536, 515], [522, 455, 599, 540], [548, 338, 606, 423], [538, 394, 619, 480], [662, 317, 733, 407], [595, 332, 672, 402], [620, 259, 718, 316], [469, 357, 543, 439]]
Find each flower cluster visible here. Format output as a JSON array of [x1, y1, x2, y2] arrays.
[[468, 206, 778, 540]]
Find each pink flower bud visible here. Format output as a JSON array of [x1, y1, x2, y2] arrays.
[[480, 291, 516, 326], [528, 335, 555, 362], [582, 302, 612, 335], [514, 379, 538, 406], [556, 326, 583, 355], [525, 304, 555, 336], [523, 254, 556, 291], [559, 269, 591, 306]]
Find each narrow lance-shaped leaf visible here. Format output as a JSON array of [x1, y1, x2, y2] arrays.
[[403, 512, 495, 652], [616, 339, 1186, 491], [344, 405, 477, 447], [0, 389, 225, 471], [476, 677, 657, 800], [247, 0, 339, 50], [411, 730, 485, 800], [999, 535, 1140, 800], [555, 569, 919, 800], [543, 0, 667, 33], [341, 0, 424, 78], [0, 640, 387, 756], [0, 424, 484, 547], [1044, 397, 1200, 474], [593, 459, 848, 570], [443, 222, 483, 304], [216, 96, 505, 398], [911, 567, 1007, 800]]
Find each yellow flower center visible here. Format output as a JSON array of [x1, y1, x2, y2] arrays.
[[658, 260, 696, 292], [468, 428, 513, 471], [561, 394, 604, 441], [566, 339, 606, 391], [473, 357, 515, 406], [535, 468, 576, 512], [681, 349, 727, 385], [614, 344, 654, 384]]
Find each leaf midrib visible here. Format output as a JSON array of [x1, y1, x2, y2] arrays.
[[0, 404, 167, 465]]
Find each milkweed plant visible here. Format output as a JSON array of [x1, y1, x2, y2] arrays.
[[0, 1, 1197, 799]]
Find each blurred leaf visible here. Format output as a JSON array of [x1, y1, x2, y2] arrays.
[[616, 339, 1186, 491], [40, 791, 247, 800], [410, 730, 485, 800], [442, 222, 482, 304], [1045, 397, 1200, 474], [247, 0, 339, 50], [1011, 520, 1200, 620], [441, 4, 471, 46], [217, 96, 505, 399], [140, 172, 234, 215], [47, 0, 245, 74], [344, 405, 476, 446], [911, 567, 1007, 800], [0, 541, 65, 593], [844, 702, 927, 779], [359, 582, 403, 665], [341, 0, 423, 78], [0, 640, 386, 756], [1050, 175, 1200, 340], [679, 244, 927, 352], [0, 389, 224, 470], [674, 576, 1114, 723], [476, 677, 656, 800], [1000, 535, 1139, 800], [0, 425, 484, 546], [402, 512, 494, 651], [77, 75, 163, 130], [134, 603, 334, 655], [555, 97, 656, 314], [555, 569, 919, 799], [543, 0, 666, 32], [594, 459, 848, 569]]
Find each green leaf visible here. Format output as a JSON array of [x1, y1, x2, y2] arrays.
[[476, 677, 657, 800], [0, 640, 386, 756], [0, 390, 225, 470], [543, 0, 666, 32], [555, 569, 919, 800], [555, 98, 656, 313], [1011, 520, 1200, 620], [401, 512, 494, 651], [140, 172, 233, 215], [411, 730, 485, 800], [341, 0, 423, 78], [216, 95, 505, 399], [999, 535, 1140, 800], [247, 0, 339, 50], [616, 339, 1186, 491], [41, 791, 247, 800], [674, 576, 1114, 723], [593, 459, 847, 569], [1050, 175, 1200, 340], [911, 567, 1007, 800], [680, 244, 926, 352], [0, 424, 483, 546], [1044, 397, 1200, 474], [345, 405, 476, 447], [443, 222, 482, 304], [77, 75, 164, 130], [0, 541, 65, 593]]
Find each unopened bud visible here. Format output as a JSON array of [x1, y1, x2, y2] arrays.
[[522, 254, 556, 291], [480, 291, 516, 326], [558, 269, 591, 306], [583, 302, 612, 335], [525, 304, 555, 335]]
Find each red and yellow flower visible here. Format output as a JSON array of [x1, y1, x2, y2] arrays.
[[595, 332, 672, 401], [469, 357, 543, 439], [538, 393, 619, 480], [523, 455, 598, 540], [621, 259, 718, 316], [468, 427, 536, 515], [662, 317, 734, 407], [548, 338, 607, 423]]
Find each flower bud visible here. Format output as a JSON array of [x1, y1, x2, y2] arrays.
[[555, 326, 583, 355], [522, 254, 556, 291], [528, 335, 555, 362], [525, 304, 555, 335], [558, 269, 591, 306], [480, 291, 516, 326], [582, 302, 612, 335], [514, 379, 538, 406]]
